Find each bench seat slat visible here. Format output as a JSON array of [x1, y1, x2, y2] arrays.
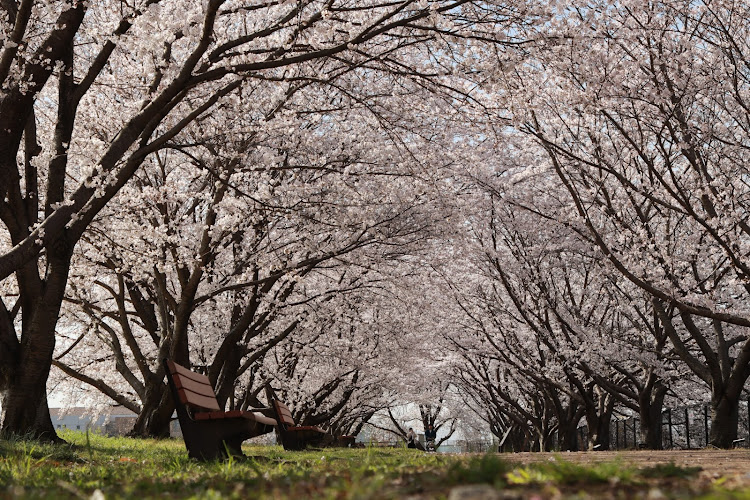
[[289, 425, 325, 433], [166, 361, 214, 389], [273, 401, 296, 426], [166, 360, 221, 411], [194, 411, 277, 426], [168, 361, 212, 385], [173, 374, 217, 399], [176, 387, 221, 411], [278, 409, 294, 420]]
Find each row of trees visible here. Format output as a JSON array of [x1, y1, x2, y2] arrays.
[[3, 0, 750, 451], [0, 0, 525, 440], [438, 0, 750, 450]]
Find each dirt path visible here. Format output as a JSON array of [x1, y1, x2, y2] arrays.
[[506, 449, 750, 478]]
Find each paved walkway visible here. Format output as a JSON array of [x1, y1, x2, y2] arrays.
[[505, 449, 750, 477]]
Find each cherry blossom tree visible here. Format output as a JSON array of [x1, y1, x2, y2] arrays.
[[51, 47, 479, 434], [504, 0, 750, 447], [369, 392, 460, 449], [0, 0, 535, 440], [258, 294, 391, 436], [429, 153, 688, 449]]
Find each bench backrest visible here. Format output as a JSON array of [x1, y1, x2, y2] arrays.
[[165, 360, 220, 411], [272, 399, 296, 427]]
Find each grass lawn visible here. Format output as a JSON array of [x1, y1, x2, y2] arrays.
[[0, 431, 747, 499]]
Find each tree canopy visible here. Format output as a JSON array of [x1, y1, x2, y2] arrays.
[[2, 0, 750, 449]]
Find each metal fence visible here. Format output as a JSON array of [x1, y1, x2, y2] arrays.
[[595, 401, 750, 450]]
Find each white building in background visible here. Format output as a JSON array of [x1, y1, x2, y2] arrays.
[[50, 407, 137, 436]]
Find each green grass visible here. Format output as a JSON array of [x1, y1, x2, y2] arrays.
[[641, 461, 703, 479], [446, 453, 514, 487], [518, 456, 638, 485], [0, 432, 743, 499]]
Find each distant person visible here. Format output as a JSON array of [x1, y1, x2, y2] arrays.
[[425, 424, 437, 451], [406, 427, 417, 448]]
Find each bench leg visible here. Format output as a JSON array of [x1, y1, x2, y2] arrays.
[[187, 438, 246, 460], [183, 429, 246, 460], [187, 439, 224, 461], [222, 437, 245, 458], [280, 433, 305, 451]]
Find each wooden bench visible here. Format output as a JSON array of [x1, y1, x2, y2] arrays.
[[265, 386, 356, 450], [164, 360, 277, 460], [268, 398, 327, 450]]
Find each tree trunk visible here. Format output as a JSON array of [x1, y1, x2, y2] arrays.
[[0, 330, 57, 439], [584, 393, 614, 451], [585, 414, 612, 450], [554, 401, 582, 451], [709, 392, 739, 448], [557, 420, 580, 451], [533, 434, 542, 452], [639, 380, 667, 449], [542, 428, 556, 452], [2, 386, 59, 441], [213, 348, 242, 409], [507, 426, 524, 452], [129, 383, 173, 438], [2, 253, 71, 441]]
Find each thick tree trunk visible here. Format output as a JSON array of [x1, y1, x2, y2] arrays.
[[532, 435, 542, 452], [541, 429, 555, 452], [129, 383, 173, 438], [2, 387, 59, 441], [213, 349, 242, 409], [507, 426, 525, 452], [0, 333, 56, 438], [557, 419, 580, 451], [554, 401, 582, 451], [2, 253, 71, 441], [709, 393, 739, 448], [706, 349, 750, 448], [639, 380, 667, 449], [584, 393, 614, 451], [0, 300, 19, 391], [586, 414, 612, 450]]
